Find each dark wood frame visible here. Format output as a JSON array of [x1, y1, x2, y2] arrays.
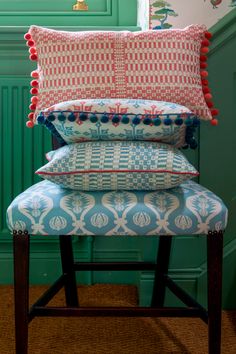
[[13, 230, 224, 354]]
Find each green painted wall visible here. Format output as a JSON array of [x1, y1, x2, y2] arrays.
[[0, 2, 235, 309], [0, 0, 138, 27]]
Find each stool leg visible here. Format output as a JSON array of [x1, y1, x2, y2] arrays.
[[151, 236, 172, 307], [13, 231, 30, 354], [59, 236, 79, 307], [207, 230, 223, 354]]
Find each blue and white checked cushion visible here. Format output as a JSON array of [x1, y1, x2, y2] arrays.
[[37, 99, 198, 148], [35, 141, 199, 191], [6, 180, 228, 235]]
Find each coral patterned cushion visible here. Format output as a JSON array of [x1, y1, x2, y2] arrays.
[[27, 25, 214, 123]]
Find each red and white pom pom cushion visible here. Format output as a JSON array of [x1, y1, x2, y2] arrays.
[[25, 25, 217, 126]]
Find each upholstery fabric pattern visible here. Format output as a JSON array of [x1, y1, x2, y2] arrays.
[[38, 99, 195, 147], [36, 141, 199, 191], [28, 25, 212, 121], [6, 180, 228, 236]]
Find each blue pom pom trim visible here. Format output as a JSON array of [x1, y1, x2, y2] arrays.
[[184, 125, 199, 150], [163, 118, 172, 126], [193, 117, 200, 127], [38, 110, 201, 150], [90, 114, 98, 123], [175, 117, 183, 126], [38, 111, 200, 127], [37, 113, 45, 125], [80, 113, 88, 121], [101, 114, 109, 123], [143, 117, 152, 125], [185, 118, 193, 126], [58, 113, 66, 122], [132, 116, 141, 125], [38, 110, 200, 150], [47, 114, 56, 122], [153, 118, 162, 126], [112, 114, 120, 124], [68, 113, 76, 122], [44, 120, 67, 146], [121, 115, 130, 124]]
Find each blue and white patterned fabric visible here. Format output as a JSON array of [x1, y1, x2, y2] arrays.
[[36, 142, 199, 191], [37, 99, 199, 149], [6, 180, 228, 236]]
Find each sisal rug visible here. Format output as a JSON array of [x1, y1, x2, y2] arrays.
[[0, 284, 235, 354]]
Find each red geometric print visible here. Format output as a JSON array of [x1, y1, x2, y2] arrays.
[[29, 25, 212, 121]]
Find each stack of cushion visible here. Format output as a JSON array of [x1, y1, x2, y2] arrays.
[[24, 24, 217, 192]]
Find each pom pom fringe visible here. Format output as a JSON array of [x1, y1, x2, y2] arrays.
[[37, 111, 201, 149], [31, 71, 39, 79], [44, 120, 67, 145], [200, 32, 219, 125], [205, 31, 213, 39], [27, 40, 35, 47], [24, 33, 31, 40], [26, 120, 34, 128], [211, 118, 218, 126], [37, 111, 200, 128]]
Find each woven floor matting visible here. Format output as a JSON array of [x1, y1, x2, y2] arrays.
[[0, 284, 235, 354]]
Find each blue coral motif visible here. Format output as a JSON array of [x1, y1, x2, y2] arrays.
[[56, 123, 74, 137], [97, 101, 106, 107], [89, 127, 110, 140]]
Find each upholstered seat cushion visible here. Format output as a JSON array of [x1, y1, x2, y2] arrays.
[[7, 180, 227, 236]]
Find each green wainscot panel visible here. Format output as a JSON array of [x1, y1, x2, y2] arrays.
[[199, 9, 236, 309], [0, 0, 138, 27], [0, 0, 141, 290]]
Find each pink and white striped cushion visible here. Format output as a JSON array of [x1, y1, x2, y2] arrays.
[[28, 25, 213, 122]]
